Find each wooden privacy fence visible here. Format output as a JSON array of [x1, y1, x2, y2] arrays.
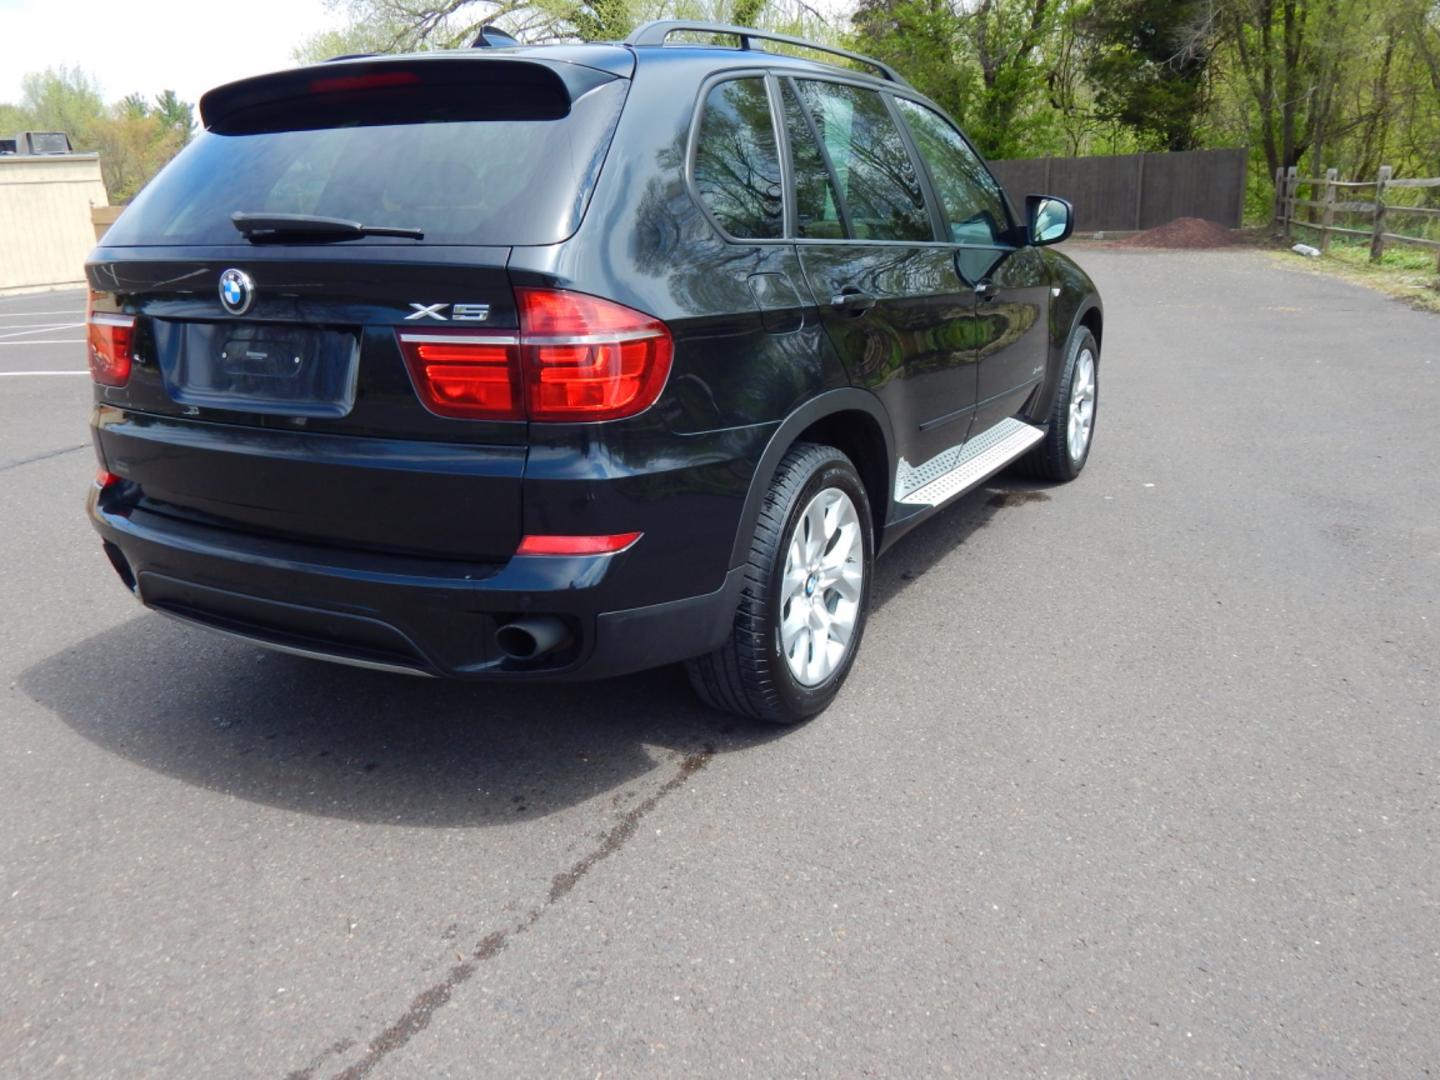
[[989, 148, 1248, 233], [1273, 165, 1440, 271]]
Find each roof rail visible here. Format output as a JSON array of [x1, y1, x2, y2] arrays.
[[624, 20, 910, 87]]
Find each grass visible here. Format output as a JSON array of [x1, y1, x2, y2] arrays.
[[1270, 233, 1440, 314]]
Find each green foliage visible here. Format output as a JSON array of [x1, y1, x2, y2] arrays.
[[1083, 0, 1211, 151], [1328, 236, 1437, 270], [20, 67, 106, 146], [1, 68, 196, 203], [154, 90, 197, 143], [294, 0, 840, 61]]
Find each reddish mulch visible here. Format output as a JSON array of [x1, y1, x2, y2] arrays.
[[1114, 217, 1246, 249]]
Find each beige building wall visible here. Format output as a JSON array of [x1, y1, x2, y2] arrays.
[[0, 154, 109, 295]]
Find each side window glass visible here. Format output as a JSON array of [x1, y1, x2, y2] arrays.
[[894, 98, 1010, 245], [780, 83, 845, 240], [792, 79, 931, 243], [693, 77, 784, 239]]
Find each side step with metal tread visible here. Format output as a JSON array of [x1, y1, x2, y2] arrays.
[[895, 418, 1045, 507]]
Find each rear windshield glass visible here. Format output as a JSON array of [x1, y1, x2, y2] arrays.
[[103, 77, 626, 248]]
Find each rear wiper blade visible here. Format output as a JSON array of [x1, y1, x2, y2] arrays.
[[231, 211, 423, 242]]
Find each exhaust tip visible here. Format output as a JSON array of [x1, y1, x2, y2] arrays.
[[494, 615, 570, 661]]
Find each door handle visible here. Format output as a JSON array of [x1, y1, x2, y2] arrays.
[[975, 282, 1001, 302], [830, 287, 877, 315]]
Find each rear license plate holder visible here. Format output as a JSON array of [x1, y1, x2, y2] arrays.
[[152, 319, 360, 417]]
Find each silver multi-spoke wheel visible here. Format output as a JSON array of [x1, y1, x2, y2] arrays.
[[779, 487, 864, 686], [687, 442, 871, 723], [1067, 347, 1096, 461]]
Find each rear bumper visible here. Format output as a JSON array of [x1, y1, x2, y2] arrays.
[[90, 493, 745, 681]]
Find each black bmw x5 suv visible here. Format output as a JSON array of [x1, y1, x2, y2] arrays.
[[85, 21, 1103, 724]]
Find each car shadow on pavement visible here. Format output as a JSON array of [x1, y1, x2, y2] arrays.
[[18, 477, 1047, 829]]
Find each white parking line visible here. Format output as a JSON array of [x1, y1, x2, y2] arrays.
[[0, 309, 86, 319], [0, 323, 84, 339], [0, 370, 89, 376], [0, 340, 85, 346]]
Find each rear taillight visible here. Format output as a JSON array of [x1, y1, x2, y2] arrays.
[[516, 289, 673, 422], [87, 311, 135, 387], [396, 290, 672, 423], [396, 332, 523, 420]]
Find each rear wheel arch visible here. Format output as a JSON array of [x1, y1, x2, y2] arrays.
[[1079, 304, 1103, 353], [727, 389, 895, 570]]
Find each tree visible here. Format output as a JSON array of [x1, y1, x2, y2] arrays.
[[19, 67, 106, 147], [852, 0, 1064, 158], [851, 0, 977, 125], [1084, 0, 1215, 151], [0, 68, 195, 202], [154, 90, 196, 145], [293, 0, 830, 62], [966, 0, 1060, 157]]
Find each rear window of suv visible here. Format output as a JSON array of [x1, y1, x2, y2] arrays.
[[103, 66, 627, 248]]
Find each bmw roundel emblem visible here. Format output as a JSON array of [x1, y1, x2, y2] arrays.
[[218, 268, 255, 315]]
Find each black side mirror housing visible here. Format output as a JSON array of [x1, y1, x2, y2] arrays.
[[1026, 195, 1074, 247]]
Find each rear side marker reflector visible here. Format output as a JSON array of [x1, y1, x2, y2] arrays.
[[396, 290, 673, 423], [95, 469, 120, 489], [87, 311, 135, 387], [517, 532, 642, 556]]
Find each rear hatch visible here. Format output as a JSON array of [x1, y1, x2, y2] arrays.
[[89, 54, 628, 561]]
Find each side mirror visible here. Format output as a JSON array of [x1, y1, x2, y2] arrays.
[[1026, 195, 1073, 247]]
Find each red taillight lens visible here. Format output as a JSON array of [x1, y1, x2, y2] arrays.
[[516, 532, 642, 556], [396, 291, 672, 423], [95, 468, 120, 489], [517, 289, 673, 422], [87, 311, 135, 387], [397, 332, 523, 420]]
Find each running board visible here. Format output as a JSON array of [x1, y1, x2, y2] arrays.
[[894, 418, 1045, 507]]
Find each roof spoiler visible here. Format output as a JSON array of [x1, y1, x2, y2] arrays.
[[200, 56, 615, 134]]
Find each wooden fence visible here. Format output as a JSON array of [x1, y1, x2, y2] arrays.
[[990, 148, 1248, 233], [1272, 165, 1440, 271]]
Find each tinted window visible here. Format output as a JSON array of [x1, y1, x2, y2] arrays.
[[780, 83, 845, 240], [895, 98, 1010, 245], [102, 78, 626, 247], [792, 79, 931, 242], [693, 78, 784, 239]]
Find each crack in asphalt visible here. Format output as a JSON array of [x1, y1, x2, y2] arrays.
[[0, 443, 88, 474], [290, 747, 714, 1080]]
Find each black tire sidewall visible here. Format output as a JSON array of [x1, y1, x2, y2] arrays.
[[1058, 328, 1099, 477], [763, 453, 873, 718]]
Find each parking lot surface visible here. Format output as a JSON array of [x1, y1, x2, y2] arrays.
[[2, 250, 1437, 1077]]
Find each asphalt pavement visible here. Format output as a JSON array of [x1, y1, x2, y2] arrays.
[[1, 250, 1436, 1078]]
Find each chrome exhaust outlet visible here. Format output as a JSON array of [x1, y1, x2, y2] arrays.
[[494, 615, 571, 661]]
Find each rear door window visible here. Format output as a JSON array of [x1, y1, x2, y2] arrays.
[[102, 66, 626, 248], [789, 79, 931, 243], [779, 82, 845, 240], [692, 77, 784, 239], [894, 98, 1011, 246]]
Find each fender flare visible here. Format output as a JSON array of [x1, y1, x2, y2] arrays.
[[1034, 292, 1103, 423], [726, 387, 897, 570]]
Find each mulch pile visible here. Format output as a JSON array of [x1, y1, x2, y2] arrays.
[[1115, 217, 1246, 249]]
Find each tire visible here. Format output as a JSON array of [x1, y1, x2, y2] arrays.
[[685, 442, 873, 725], [1021, 325, 1099, 482]]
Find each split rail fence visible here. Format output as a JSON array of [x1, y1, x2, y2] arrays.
[[1272, 165, 1440, 272]]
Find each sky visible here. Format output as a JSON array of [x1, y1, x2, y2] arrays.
[[0, 0, 343, 110]]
